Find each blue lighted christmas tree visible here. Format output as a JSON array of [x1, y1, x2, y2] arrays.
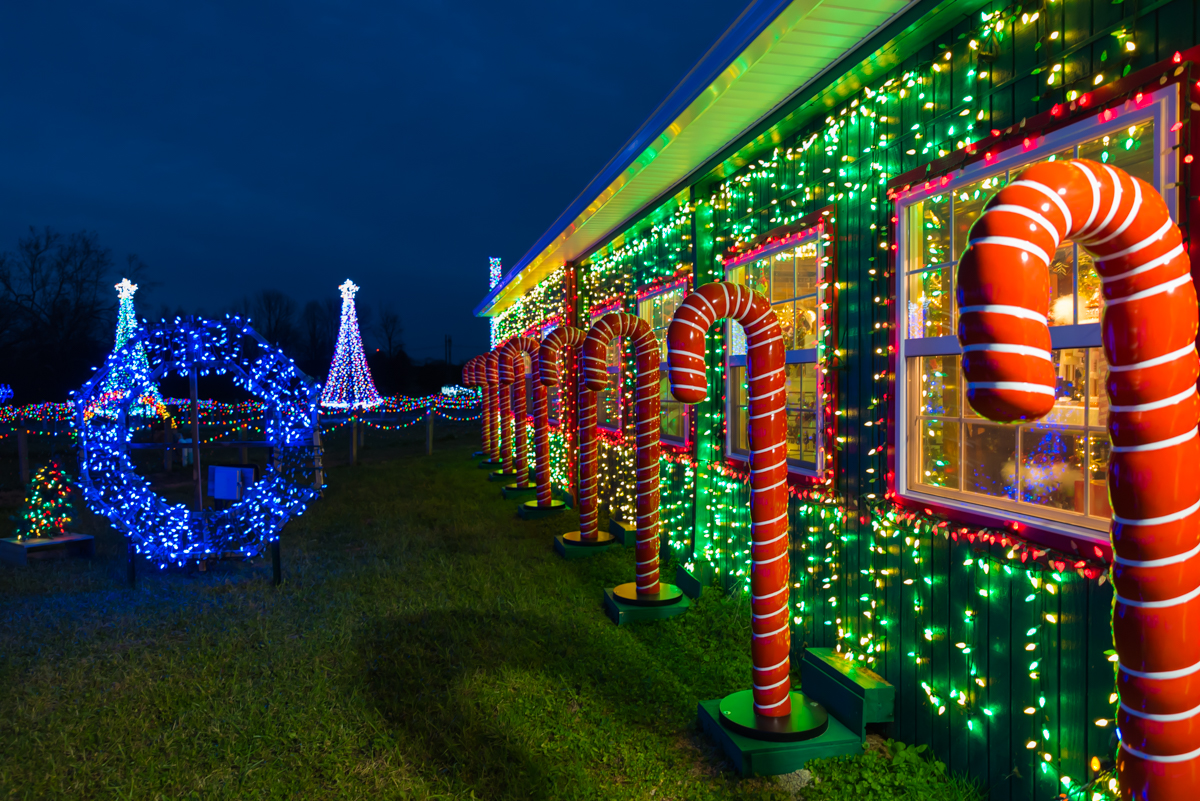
[[320, 279, 382, 409], [97, 278, 164, 418]]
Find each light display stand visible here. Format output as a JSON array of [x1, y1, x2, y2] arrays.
[[585, 312, 686, 623]]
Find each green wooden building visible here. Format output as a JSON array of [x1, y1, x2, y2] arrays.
[[475, 0, 1199, 796]]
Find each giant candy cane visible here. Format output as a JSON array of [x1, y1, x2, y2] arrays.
[[500, 337, 540, 486], [544, 326, 604, 538], [668, 283, 792, 717], [485, 350, 508, 470], [462, 356, 484, 454], [538, 326, 584, 510], [584, 313, 662, 591], [956, 158, 1199, 798]]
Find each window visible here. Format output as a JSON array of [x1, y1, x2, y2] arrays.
[[590, 303, 622, 431], [725, 224, 829, 473], [534, 321, 561, 423], [637, 282, 689, 442], [896, 87, 1178, 539]]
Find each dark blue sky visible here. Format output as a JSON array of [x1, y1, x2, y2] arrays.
[[0, 1, 743, 362]]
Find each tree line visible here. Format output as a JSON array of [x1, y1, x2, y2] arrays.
[[0, 226, 459, 403]]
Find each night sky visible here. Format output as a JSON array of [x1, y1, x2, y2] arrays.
[[0, 1, 743, 363]]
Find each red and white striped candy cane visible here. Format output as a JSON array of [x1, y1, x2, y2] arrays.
[[462, 356, 483, 451], [500, 337, 540, 484], [483, 351, 501, 463], [542, 326, 594, 530], [584, 313, 661, 591], [668, 282, 791, 717], [956, 158, 1199, 798]]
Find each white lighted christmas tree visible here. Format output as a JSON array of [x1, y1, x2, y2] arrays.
[[320, 279, 382, 409], [97, 278, 163, 418]]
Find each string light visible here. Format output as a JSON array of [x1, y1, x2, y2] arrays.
[[74, 315, 322, 568], [320, 280, 383, 410]]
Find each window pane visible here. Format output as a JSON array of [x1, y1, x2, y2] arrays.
[[772, 251, 795, 301], [963, 422, 1017, 499], [730, 321, 748, 357], [1042, 348, 1087, 427], [1048, 242, 1075, 326], [952, 173, 1005, 261], [795, 297, 817, 349], [906, 268, 953, 339], [1019, 427, 1084, 511], [1077, 249, 1102, 325], [662, 398, 685, 440], [795, 241, 819, 296], [1087, 349, 1109, 430], [730, 365, 749, 454], [906, 193, 951, 270], [1087, 435, 1113, 519], [915, 418, 960, 490], [1077, 120, 1155, 186], [785, 363, 817, 465], [774, 302, 797, 351], [747, 259, 769, 298], [917, 355, 958, 416]]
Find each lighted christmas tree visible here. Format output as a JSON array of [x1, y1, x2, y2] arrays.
[[12, 457, 76, 541], [320, 279, 382, 409], [97, 278, 164, 418]]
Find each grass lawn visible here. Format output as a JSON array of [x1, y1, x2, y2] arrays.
[[0, 424, 981, 800]]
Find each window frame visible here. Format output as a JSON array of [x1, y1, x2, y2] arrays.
[[723, 216, 833, 477], [892, 85, 1180, 545], [589, 300, 624, 433], [636, 277, 692, 446]]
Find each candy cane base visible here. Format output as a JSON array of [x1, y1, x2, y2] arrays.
[[478, 458, 502, 468], [602, 585, 690, 626], [560, 529, 615, 546], [715, 690, 830, 743], [554, 530, 617, 560], [611, 581, 684, 607], [488, 469, 522, 482], [519, 499, 568, 520]]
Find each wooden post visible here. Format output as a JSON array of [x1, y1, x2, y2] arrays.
[[271, 540, 281, 586], [425, 408, 433, 455], [350, 418, 358, 466], [163, 420, 174, 471], [127, 539, 137, 588], [312, 425, 324, 492], [189, 368, 203, 512], [239, 425, 249, 464], [16, 428, 29, 484], [359, 420, 365, 451]]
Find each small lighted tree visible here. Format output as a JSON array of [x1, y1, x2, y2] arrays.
[[97, 278, 164, 418], [12, 457, 76, 541], [320, 279, 383, 409]]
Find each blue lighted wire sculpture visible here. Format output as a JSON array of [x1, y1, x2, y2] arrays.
[[73, 316, 322, 568]]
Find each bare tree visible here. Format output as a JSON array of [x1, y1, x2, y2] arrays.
[[251, 289, 297, 348], [0, 227, 116, 400], [376, 305, 403, 357]]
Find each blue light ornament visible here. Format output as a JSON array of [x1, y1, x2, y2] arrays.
[[73, 316, 322, 568]]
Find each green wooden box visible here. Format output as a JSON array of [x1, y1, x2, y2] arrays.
[[799, 647, 895, 738]]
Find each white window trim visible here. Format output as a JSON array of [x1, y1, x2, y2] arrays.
[[724, 229, 828, 477], [637, 279, 692, 446], [894, 85, 1180, 545], [589, 301, 623, 433]]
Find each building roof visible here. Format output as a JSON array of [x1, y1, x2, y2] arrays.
[[476, 0, 970, 317]]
